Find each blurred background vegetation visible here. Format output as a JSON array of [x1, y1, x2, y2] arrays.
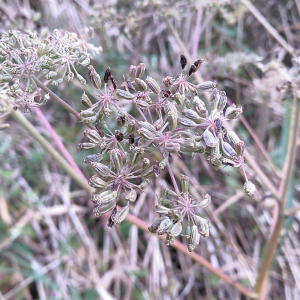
[[0, 0, 300, 299]]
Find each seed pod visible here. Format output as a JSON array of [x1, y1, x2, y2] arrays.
[[137, 128, 155, 140], [148, 216, 168, 233], [165, 188, 178, 198], [80, 108, 95, 118], [203, 128, 218, 147], [235, 141, 245, 156], [167, 110, 178, 132], [88, 65, 101, 89], [145, 76, 161, 94], [135, 78, 147, 91], [126, 190, 137, 202], [154, 118, 164, 130], [156, 218, 173, 235], [165, 142, 180, 153], [180, 54, 187, 70], [88, 175, 108, 189], [134, 99, 150, 109], [104, 67, 111, 83], [135, 63, 146, 78], [112, 203, 129, 226], [129, 147, 144, 166], [179, 118, 197, 128], [142, 158, 150, 170], [165, 235, 176, 246], [138, 179, 151, 189], [93, 200, 116, 217], [45, 71, 57, 80], [127, 120, 136, 133], [139, 121, 156, 133], [82, 116, 97, 124], [78, 143, 98, 150], [141, 166, 155, 179], [188, 225, 200, 252], [83, 153, 103, 164], [207, 157, 222, 170], [197, 81, 217, 91], [182, 109, 204, 123], [169, 223, 182, 237], [83, 129, 101, 143], [172, 92, 184, 105], [181, 175, 189, 194], [193, 96, 208, 118], [243, 181, 256, 196], [116, 89, 135, 100], [155, 203, 170, 214], [200, 194, 211, 208], [210, 89, 220, 111], [159, 157, 169, 170], [81, 92, 92, 108], [221, 140, 236, 159], [164, 101, 177, 114], [226, 130, 241, 145], [195, 215, 210, 237], [225, 104, 243, 119], [37, 42, 48, 57], [77, 74, 86, 85], [109, 149, 123, 171], [128, 65, 136, 77], [95, 190, 118, 205], [91, 162, 110, 178], [210, 141, 221, 158], [159, 198, 172, 208], [217, 91, 227, 111]]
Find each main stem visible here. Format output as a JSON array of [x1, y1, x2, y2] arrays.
[[253, 96, 300, 295]]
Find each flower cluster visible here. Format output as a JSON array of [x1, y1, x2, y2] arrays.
[[79, 54, 256, 251], [149, 175, 211, 251], [0, 29, 99, 112]]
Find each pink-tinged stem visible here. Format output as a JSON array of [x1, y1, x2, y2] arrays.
[[35, 108, 86, 180], [192, 10, 203, 60]]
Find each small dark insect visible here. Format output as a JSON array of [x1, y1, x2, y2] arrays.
[[128, 133, 135, 144], [180, 54, 187, 70], [114, 130, 124, 142], [13, 106, 18, 111], [104, 67, 111, 83], [95, 124, 105, 137]]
